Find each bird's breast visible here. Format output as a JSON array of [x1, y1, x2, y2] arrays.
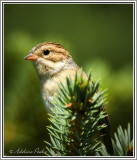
[[39, 69, 84, 112], [40, 77, 58, 112]]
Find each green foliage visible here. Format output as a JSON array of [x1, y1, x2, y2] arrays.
[[45, 72, 108, 156], [96, 123, 133, 156], [45, 73, 133, 156]]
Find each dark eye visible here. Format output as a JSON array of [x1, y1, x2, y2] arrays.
[[43, 50, 50, 55]]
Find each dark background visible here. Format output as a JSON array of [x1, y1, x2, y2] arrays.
[[4, 3, 133, 156]]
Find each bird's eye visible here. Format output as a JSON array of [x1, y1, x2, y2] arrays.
[[43, 50, 50, 55]]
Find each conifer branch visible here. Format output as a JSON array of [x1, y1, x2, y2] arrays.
[[45, 72, 108, 156], [96, 123, 133, 156], [44, 72, 133, 156]]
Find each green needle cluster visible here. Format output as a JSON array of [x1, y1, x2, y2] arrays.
[[45, 72, 108, 156], [96, 123, 133, 156]]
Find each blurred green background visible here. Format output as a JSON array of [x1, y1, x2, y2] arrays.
[[4, 4, 133, 156]]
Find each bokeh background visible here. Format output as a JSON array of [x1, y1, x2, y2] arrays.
[[4, 4, 133, 156]]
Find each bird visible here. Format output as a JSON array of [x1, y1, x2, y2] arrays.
[[24, 42, 113, 155]]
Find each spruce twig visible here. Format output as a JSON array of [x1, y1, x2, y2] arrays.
[[45, 72, 108, 156], [96, 123, 133, 156]]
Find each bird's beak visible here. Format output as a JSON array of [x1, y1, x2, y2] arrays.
[[24, 53, 38, 61]]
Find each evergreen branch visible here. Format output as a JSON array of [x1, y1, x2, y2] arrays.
[[45, 71, 111, 156], [97, 123, 133, 156]]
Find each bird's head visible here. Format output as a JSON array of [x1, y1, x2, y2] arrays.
[[24, 42, 77, 77]]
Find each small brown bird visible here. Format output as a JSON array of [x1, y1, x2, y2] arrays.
[[24, 42, 113, 154]]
